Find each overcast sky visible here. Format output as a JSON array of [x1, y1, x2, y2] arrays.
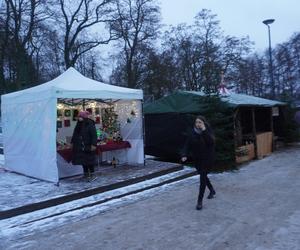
[[160, 0, 300, 52]]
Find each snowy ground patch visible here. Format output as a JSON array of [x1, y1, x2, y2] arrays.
[[0, 154, 4, 167], [0, 168, 197, 241]]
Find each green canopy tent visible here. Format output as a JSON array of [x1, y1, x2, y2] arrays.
[[144, 91, 286, 166]]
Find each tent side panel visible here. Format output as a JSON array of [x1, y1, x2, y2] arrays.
[[145, 113, 194, 160], [119, 100, 144, 164], [1, 97, 58, 182]]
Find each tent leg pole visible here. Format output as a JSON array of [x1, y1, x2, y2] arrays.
[[142, 100, 146, 166]]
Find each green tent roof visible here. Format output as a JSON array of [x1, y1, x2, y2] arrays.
[[144, 91, 286, 114]]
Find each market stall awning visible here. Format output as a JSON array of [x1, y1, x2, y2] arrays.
[[144, 91, 286, 114], [2, 67, 143, 104]]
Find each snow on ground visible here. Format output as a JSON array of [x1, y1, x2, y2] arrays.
[[0, 154, 4, 166], [0, 167, 194, 232], [0, 160, 181, 211], [0, 169, 197, 241], [1, 146, 300, 249], [269, 210, 300, 250]]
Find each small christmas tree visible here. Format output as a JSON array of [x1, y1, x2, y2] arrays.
[[102, 107, 119, 137]]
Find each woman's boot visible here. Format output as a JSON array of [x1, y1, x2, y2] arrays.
[[207, 190, 216, 199], [196, 199, 203, 210]]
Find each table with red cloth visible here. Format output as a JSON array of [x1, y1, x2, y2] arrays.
[[57, 141, 131, 163]]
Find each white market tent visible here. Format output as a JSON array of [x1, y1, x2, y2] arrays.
[[1, 67, 144, 183]]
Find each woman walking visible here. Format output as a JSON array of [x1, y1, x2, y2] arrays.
[[71, 111, 97, 181], [181, 116, 216, 210]]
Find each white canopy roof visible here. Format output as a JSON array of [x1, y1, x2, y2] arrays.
[[2, 67, 143, 104]]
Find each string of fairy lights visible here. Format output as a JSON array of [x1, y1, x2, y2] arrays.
[[56, 99, 140, 126]]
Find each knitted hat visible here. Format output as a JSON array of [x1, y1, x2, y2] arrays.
[[78, 111, 90, 118]]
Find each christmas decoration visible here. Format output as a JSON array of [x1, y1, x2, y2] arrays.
[[57, 120, 62, 128], [95, 116, 101, 124], [101, 107, 120, 137], [96, 129, 108, 142], [64, 120, 70, 127], [113, 131, 123, 142], [64, 109, 71, 117]]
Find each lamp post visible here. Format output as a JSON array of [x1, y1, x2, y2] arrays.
[[263, 19, 275, 99]]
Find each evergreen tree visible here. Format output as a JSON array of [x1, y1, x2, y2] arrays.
[[282, 105, 300, 143], [279, 92, 300, 142], [198, 95, 236, 170]]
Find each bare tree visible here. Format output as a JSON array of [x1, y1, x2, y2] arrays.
[[220, 36, 252, 74], [232, 54, 266, 96], [31, 26, 63, 81], [141, 48, 181, 99], [162, 24, 204, 91], [77, 49, 103, 81], [274, 42, 298, 99], [0, 0, 47, 92], [111, 0, 161, 88], [159, 9, 252, 95], [47, 0, 117, 69], [0, 1, 10, 93], [290, 33, 300, 82]]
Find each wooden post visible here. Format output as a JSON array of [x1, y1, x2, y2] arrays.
[[252, 108, 257, 158], [235, 108, 243, 146]]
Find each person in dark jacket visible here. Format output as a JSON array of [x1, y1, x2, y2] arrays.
[[181, 115, 216, 210], [71, 111, 97, 181]]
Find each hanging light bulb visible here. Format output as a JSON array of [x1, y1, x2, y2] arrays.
[[90, 102, 97, 108], [57, 103, 64, 109]]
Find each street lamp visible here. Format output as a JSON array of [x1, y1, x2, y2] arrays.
[[263, 19, 275, 99]]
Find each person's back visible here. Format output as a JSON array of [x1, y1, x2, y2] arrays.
[[71, 111, 97, 181]]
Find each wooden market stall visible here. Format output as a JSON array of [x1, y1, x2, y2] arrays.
[[234, 105, 285, 163], [144, 91, 286, 165]]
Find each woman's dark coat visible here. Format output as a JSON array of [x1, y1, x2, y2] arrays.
[[181, 127, 215, 171], [71, 118, 97, 166]]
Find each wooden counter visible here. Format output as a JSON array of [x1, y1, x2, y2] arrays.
[[256, 132, 273, 158]]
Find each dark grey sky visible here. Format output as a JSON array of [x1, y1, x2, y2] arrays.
[[160, 0, 300, 52]]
